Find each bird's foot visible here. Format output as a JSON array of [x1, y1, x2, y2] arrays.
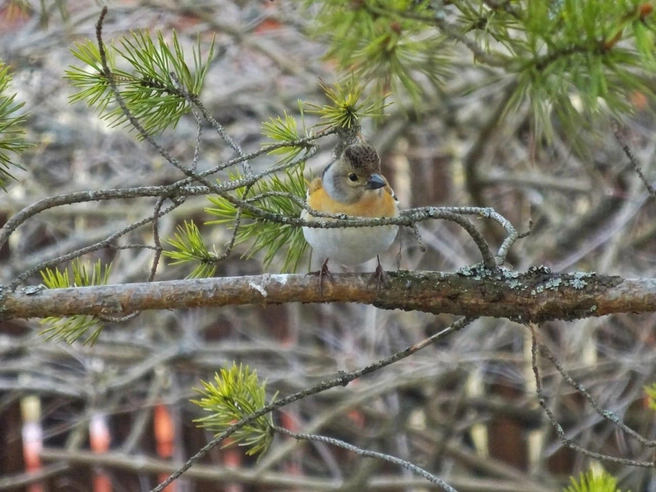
[[307, 258, 333, 296], [367, 255, 389, 295]]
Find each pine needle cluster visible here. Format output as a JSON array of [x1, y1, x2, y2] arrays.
[[205, 161, 311, 273], [65, 30, 214, 137], [0, 63, 30, 190], [164, 221, 221, 279], [308, 0, 450, 105], [564, 468, 626, 492], [39, 259, 112, 345], [307, 0, 656, 141], [191, 363, 275, 457]]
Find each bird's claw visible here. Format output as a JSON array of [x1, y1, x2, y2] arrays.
[[307, 258, 333, 296], [367, 255, 389, 295]]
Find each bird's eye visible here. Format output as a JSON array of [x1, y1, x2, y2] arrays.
[[348, 173, 358, 182]]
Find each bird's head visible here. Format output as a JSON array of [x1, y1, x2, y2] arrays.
[[323, 143, 386, 204]]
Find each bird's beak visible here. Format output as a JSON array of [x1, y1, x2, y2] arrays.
[[365, 174, 386, 190]]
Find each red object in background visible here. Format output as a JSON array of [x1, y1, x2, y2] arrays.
[[22, 422, 44, 492], [631, 90, 649, 111], [223, 436, 243, 492], [154, 403, 176, 492], [254, 0, 283, 33], [0, 1, 32, 30], [154, 403, 175, 458], [21, 396, 44, 492], [90, 413, 111, 492]]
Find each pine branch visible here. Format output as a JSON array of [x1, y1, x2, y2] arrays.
[[0, 63, 31, 190], [2, 270, 655, 322], [65, 29, 215, 137]]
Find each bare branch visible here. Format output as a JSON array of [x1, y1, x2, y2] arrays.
[[1, 271, 653, 322], [273, 425, 457, 492], [150, 317, 473, 491]]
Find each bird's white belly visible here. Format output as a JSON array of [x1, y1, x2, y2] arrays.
[[302, 214, 398, 266]]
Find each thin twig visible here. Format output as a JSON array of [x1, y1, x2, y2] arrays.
[[0, 143, 319, 252], [272, 425, 457, 492], [411, 223, 427, 253], [150, 317, 475, 491], [529, 326, 655, 468], [6, 202, 515, 288], [169, 72, 203, 172], [9, 199, 183, 289], [188, 93, 250, 176], [612, 120, 656, 199], [539, 341, 656, 448], [148, 196, 167, 282]]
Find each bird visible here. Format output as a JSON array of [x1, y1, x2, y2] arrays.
[[301, 140, 399, 292]]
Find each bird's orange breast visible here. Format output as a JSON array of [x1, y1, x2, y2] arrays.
[[306, 177, 398, 218]]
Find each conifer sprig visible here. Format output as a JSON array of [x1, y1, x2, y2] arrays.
[[65, 30, 214, 137], [261, 109, 310, 164], [164, 221, 221, 278], [305, 79, 390, 130], [307, 0, 656, 143], [205, 162, 310, 273], [0, 63, 30, 191], [308, 0, 449, 105], [564, 468, 625, 492], [192, 363, 275, 457], [39, 259, 112, 345]]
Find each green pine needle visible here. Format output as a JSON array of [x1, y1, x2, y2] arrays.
[[306, 0, 656, 148], [206, 161, 310, 273], [164, 220, 219, 278], [564, 469, 626, 492], [508, 0, 656, 143], [39, 259, 112, 345], [645, 383, 656, 412], [191, 363, 275, 457], [307, 1, 449, 106], [305, 79, 391, 131], [0, 63, 30, 191], [65, 30, 215, 137], [261, 111, 311, 165], [262, 111, 302, 143]]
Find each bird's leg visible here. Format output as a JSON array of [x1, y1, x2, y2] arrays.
[[368, 255, 389, 294], [307, 258, 333, 296]]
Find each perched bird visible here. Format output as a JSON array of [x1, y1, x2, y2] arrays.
[[301, 141, 399, 289]]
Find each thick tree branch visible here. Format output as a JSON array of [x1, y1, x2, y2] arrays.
[[1, 269, 652, 322]]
